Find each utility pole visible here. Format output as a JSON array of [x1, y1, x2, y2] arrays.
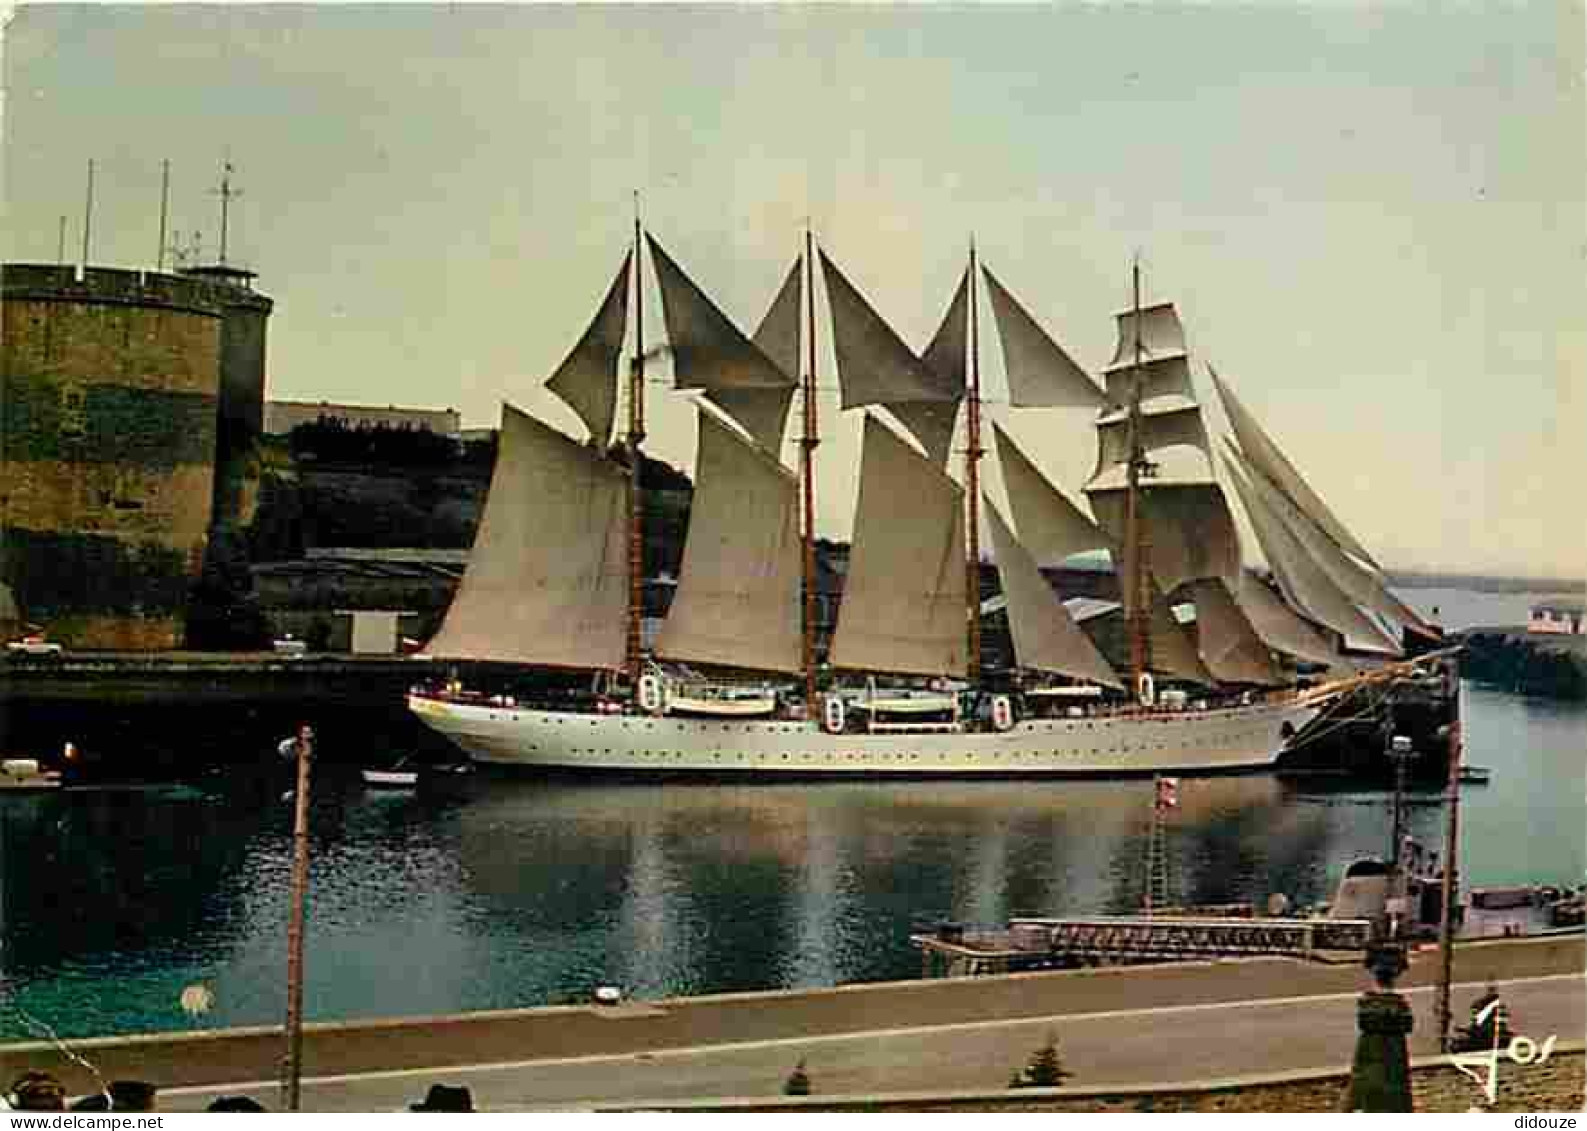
[[281, 724, 314, 1112]]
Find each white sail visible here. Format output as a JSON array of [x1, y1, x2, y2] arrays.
[[1228, 441, 1427, 639], [819, 249, 961, 408], [1210, 366, 1381, 569], [887, 267, 970, 466], [830, 414, 967, 677], [753, 257, 803, 381], [423, 404, 628, 668], [1233, 568, 1339, 666], [655, 410, 802, 673], [1146, 587, 1216, 685], [1183, 577, 1282, 687], [993, 424, 1207, 684], [544, 252, 632, 446], [1224, 451, 1401, 655], [1108, 302, 1188, 367], [982, 267, 1106, 408], [887, 400, 960, 468], [993, 422, 1117, 561], [703, 257, 802, 453], [922, 267, 970, 397], [985, 497, 1122, 688], [1093, 400, 1210, 475], [1103, 303, 1197, 406], [646, 235, 796, 448], [1086, 483, 1242, 594]]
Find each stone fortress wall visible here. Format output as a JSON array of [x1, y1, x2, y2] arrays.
[[0, 264, 270, 648]]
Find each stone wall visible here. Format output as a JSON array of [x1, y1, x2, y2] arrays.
[[0, 266, 226, 648]]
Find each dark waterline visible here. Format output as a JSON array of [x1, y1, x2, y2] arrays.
[[1, 678, 1580, 1041]]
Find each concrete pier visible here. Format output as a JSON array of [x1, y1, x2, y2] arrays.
[[2, 935, 1577, 1109]]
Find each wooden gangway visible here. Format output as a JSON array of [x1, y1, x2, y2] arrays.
[[1012, 915, 1374, 959], [913, 914, 1374, 976]]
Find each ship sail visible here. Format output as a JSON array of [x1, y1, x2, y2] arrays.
[[699, 257, 803, 453], [1212, 371, 1432, 637], [984, 496, 1122, 688], [992, 422, 1210, 685], [423, 404, 629, 668], [981, 267, 1106, 408], [1223, 449, 1401, 655], [1210, 365, 1381, 570], [829, 414, 967, 677], [993, 422, 1116, 561], [1083, 300, 1241, 594], [1231, 439, 1425, 637], [646, 234, 798, 453], [818, 249, 963, 463], [544, 252, 633, 446], [1232, 568, 1339, 667], [654, 408, 802, 673], [1182, 577, 1282, 686], [886, 267, 969, 467]]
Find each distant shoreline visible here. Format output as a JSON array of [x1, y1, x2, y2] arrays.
[[1387, 571, 1582, 595]]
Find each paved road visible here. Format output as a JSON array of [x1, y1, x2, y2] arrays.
[[156, 972, 1583, 1112]]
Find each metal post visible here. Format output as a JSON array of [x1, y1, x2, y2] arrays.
[[281, 724, 314, 1111], [1435, 669, 1463, 1051], [81, 159, 94, 271]]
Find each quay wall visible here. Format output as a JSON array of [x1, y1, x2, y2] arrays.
[[2, 935, 1578, 1100], [1459, 628, 1587, 700]]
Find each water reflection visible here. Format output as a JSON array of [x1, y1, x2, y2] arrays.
[[2, 690, 1581, 1040]]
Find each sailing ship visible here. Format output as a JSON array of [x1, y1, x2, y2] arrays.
[[408, 222, 1445, 776]]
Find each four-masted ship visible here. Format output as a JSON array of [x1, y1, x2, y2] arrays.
[[407, 223, 1442, 776]]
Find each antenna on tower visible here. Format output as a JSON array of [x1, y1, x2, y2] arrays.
[[168, 231, 202, 271], [157, 159, 171, 272], [81, 159, 95, 271], [209, 160, 243, 266]]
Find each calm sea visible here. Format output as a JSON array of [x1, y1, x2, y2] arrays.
[[0, 590, 1581, 1041]]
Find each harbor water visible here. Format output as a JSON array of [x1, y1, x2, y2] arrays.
[[1, 590, 1582, 1041]]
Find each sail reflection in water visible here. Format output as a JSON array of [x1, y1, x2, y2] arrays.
[[2, 704, 1578, 1043]]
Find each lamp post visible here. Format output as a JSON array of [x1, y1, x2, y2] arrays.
[[1341, 732, 1419, 1112], [281, 724, 314, 1112]]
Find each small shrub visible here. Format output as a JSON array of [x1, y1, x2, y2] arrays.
[[783, 1058, 811, 1096], [1010, 1029, 1072, 1088]]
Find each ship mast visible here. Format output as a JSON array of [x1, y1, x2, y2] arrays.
[[626, 204, 647, 692], [1123, 260, 1155, 698], [965, 240, 984, 685], [801, 227, 821, 717]]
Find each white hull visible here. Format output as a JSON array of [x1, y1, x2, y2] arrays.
[[408, 694, 1324, 776]]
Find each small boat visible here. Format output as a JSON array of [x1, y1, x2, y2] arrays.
[[1459, 765, 1492, 785], [361, 757, 474, 789], [1, 758, 63, 792], [361, 767, 419, 789]]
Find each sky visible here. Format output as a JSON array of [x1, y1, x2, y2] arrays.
[[2, 2, 1582, 580]]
